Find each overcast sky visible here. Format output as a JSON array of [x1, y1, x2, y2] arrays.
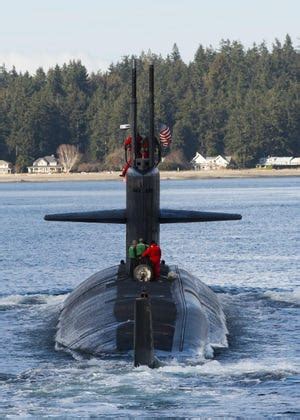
[[0, 0, 299, 74]]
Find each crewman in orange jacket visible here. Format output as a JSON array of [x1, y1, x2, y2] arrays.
[[120, 135, 133, 177], [120, 135, 149, 177], [142, 240, 161, 279]]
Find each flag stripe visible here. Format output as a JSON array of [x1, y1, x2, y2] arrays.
[[159, 125, 172, 148]]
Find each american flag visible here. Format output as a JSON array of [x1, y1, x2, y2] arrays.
[[159, 124, 172, 148]]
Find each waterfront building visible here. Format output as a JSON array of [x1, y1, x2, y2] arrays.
[[258, 156, 300, 168], [0, 160, 13, 174], [191, 153, 232, 170], [27, 155, 63, 174]]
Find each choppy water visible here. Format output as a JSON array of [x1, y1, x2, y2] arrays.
[[0, 177, 299, 418]]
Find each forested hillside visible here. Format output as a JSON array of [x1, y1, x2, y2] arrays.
[[0, 35, 299, 171]]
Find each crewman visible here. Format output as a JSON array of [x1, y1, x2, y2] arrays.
[[120, 135, 133, 177], [136, 238, 148, 261], [142, 240, 161, 280], [128, 239, 138, 277], [120, 134, 149, 177], [139, 136, 149, 159]]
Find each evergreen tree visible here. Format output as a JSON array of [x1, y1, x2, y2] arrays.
[[0, 35, 298, 171]]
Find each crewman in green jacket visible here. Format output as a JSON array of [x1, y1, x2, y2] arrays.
[[136, 238, 148, 262]]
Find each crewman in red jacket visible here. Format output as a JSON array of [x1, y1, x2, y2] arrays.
[[142, 240, 161, 279], [120, 135, 149, 177], [120, 135, 133, 177], [139, 136, 149, 159]]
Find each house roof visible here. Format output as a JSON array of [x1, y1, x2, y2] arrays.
[[191, 153, 231, 165], [266, 157, 293, 165], [44, 155, 58, 164], [33, 155, 58, 166], [0, 160, 12, 166], [259, 156, 296, 165], [190, 152, 206, 164], [191, 153, 231, 166], [215, 155, 229, 162]]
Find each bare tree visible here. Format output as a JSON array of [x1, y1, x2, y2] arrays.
[[57, 144, 80, 173]]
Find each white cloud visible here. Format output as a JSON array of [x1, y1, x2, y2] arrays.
[[0, 51, 111, 75]]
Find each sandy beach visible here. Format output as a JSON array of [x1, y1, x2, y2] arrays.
[[0, 168, 299, 183]]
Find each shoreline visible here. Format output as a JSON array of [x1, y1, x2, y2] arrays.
[[0, 168, 299, 183]]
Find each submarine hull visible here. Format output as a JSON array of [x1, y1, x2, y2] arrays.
[[56, 264, 228, 358]]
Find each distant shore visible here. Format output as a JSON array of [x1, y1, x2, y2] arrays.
[[0, 168, 299, 183]]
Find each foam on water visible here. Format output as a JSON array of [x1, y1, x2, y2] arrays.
[[2, 354, 298, 417], [263, 289, 300, 305], [0, 293, 67, 310], [160, 358, 299, 380]]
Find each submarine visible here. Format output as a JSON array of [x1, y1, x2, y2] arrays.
[[45, 61, 242, 367]]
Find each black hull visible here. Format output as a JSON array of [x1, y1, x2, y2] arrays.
[[56, 264, 228, 358]]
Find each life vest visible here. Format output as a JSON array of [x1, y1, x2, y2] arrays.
[[124, 136, 132, 150], [136, 242, 148, 257], [139, 137, 149, 158], [128, 245, 136, 258], [142, 244, 161, 264], [124, 136, 148, 158]]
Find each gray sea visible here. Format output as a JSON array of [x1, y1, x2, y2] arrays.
[[0, 177, 299, 418]]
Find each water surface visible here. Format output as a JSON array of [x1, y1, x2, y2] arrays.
[[0, 177, 299, 417]]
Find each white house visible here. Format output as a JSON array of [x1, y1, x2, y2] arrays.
[[191, 153, 232, 170], [27, 155, 63, 174], [258, 156, 297, 168], [0, 160, 13, 174], [190, 152, 207, 169], [291, 157, 300, 167], [213, 155, 232, 168]]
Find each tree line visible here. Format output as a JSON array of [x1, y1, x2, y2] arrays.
[[0, 35, 299, 171]]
